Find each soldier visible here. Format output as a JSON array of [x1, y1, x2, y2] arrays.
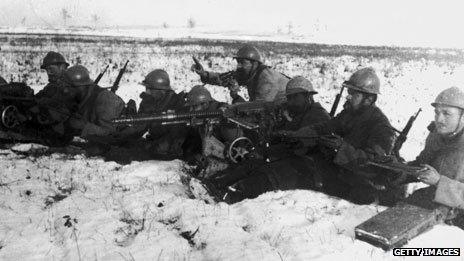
[[192, 44, 289, 103], [282, 67, 396, 204], [406, 87, 464, 225], [62, 65, 125, 151], [138, 69, 187, 157], [138, 69, 186, 115], [181, 85, 241, 165], [278, 76, 330, 131], [196, 76, 330, 203], [35, 51, 69, 99]]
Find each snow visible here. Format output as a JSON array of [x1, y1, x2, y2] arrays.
[[0, 30, 463, 260], [0, 145, 463, 260]]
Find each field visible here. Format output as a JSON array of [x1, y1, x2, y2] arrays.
[[0, 33, 464, 260]]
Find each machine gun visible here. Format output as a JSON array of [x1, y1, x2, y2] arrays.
[[110, 60, 129, 93], [113, 100, 285, 162], [0, 82, 74, 145], [0, 82, 35, 129]]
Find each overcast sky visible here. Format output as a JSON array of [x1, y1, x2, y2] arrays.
[[0, 0, 463, 48]]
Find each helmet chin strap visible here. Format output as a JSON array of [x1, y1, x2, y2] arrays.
[[451, 110, 464, 136]]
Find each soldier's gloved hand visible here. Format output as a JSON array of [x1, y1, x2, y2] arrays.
[[319, 134, 344, 151], [191, 63, 207, 77]]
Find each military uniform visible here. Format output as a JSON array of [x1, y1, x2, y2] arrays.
[[279, 102, 330, 131], [312, 105, 394, 169], [74, 85, 125, 139], [195, 45, 289, 102], [413, 128, 464, 209], [35, 82, 60, 100], [205, 76, 331, 203], [139, 90, 188, 157], [36, 51, 69, 100], [201, 65, 289, 102], [410, 87, 464, 212], [59, 65, 125, 148]]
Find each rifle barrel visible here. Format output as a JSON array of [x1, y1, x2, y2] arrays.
[[94, 64, 109, 84], [367, 161, 426, 175], [329, 85, 345, 117]]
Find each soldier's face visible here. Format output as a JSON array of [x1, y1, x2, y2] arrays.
[[345, 89, 364, 111], [434, 105, 464, 135], [236, 59, 254, 84], [190, 102, 209, 112], [62, 84, 77, 98], [146, 89, 165, 99], [45, 64, 67, 83], [286, 93, 309, 114]]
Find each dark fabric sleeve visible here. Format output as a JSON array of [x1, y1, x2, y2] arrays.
[[333, 121, 395, 170], [81, 92, 125, 138], [200, 71, 234, 87], [300, 104, 331, 128], [311, 113, 344, 136], [35, 84, 56, 99]]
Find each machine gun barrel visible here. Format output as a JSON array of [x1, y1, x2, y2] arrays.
[[113, 110, 223, 124]]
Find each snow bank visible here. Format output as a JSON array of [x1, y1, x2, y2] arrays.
[[0, 146, 462, 260]]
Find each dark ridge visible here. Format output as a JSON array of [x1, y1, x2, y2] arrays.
[[0, 32, 462, 62]]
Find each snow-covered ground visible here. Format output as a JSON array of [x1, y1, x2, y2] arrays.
[[1, 144, 463, 261], [1, 32, 464, 260]]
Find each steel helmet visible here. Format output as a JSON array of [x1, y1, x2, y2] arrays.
[[41, 51, 69, 69], [234, 45, 262, 63], [186, 85, 213, 106], [344, 67, 380, 94], [64, 65, 93, 87], [142, 69, 171, 90], [285, 76, 317, 95], [432, 87, 464, 110]]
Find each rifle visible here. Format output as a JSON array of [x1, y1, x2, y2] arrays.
[[366, 160, 426, 176], [392, 108, 422, 158], [110, 60, 129, 93], [329, 84, 345, 117], [94, 64, 109, 84], [362, 108, 423, 178]]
